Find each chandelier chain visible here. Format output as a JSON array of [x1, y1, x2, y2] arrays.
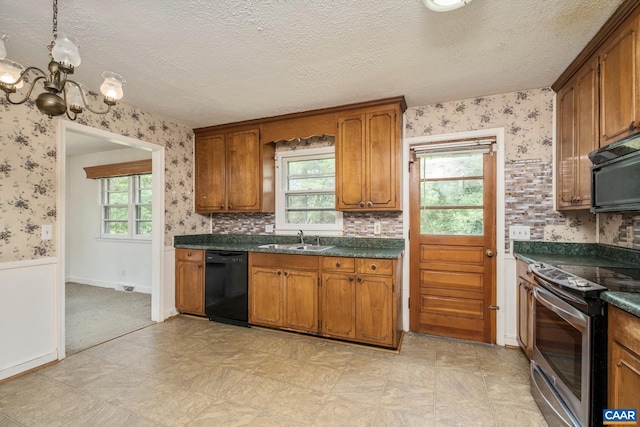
[[52, 0, 58, 36]]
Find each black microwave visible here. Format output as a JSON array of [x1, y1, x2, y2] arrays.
[[590, 133, 640, 213]]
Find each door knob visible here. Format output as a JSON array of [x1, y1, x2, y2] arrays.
[[485, 249, 495, 257]]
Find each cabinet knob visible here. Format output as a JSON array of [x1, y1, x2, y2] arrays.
[[220, 205, 225, 209], [366, 201, 372, 208], [336, 262, 341, 268], [277, 271, 282, 276], [357, 277, 363, 283], [198, 263, 202, 269], [371, 264, 377, 271], [349, 276, 354, 282], [228, 205, 233, 209], [187, 252, 192, 257], [630, 121, 636, 131], [359, 201, 365, 208], [284, 271, 289, 277]]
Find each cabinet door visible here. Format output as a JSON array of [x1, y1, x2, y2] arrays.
[[609, 307, 640, 409], [321, 273, 356, 339], [556, 58, 598, 210], [249, 267, 283, 327], [365, 109, 397, 209], [336, 113, 365, 209], [226, 129, 261, 211], [355, 275, 393, 346], [556, 83, 576, 209], [175, 250, 204, 315], [195, 134, 226, 212], [517, 280, 533, 359], [600, 14, 640, 147], [283, 270, 318, 333]]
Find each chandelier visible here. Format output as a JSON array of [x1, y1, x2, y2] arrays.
[[0, 0, 125, 120]]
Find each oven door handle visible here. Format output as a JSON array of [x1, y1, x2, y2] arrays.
[[533, 275, 587, 306], [533, 285, 588, 329]]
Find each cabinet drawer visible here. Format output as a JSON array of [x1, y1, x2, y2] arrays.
[[356, 258, 393, 276], [176, 248, 204, 262], [516, 259, 533, 282], [322, 256, 355, 273]]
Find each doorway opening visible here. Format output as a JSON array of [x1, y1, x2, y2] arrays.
[[57, 121, 165, 358]]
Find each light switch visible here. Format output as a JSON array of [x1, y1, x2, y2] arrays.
[[41, 224, 53, 240], [509, 225, 530, 240]]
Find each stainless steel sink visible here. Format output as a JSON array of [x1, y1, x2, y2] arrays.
[[257, 243, 334, 251], [257, 243, 291, 249], [287, 244, 334, 251]]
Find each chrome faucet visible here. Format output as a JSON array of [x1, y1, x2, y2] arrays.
[[315, 235, 321, 246], [297, 230, 305, 245]]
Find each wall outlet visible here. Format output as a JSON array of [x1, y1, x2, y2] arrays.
[[265, 224, 274, 233], [374, 220, 381, 235], [626, 225, 635, 248], [41, 224, 52, 240], [509, 225, 531, 240]]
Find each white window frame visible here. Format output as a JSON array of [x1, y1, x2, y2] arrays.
[[275, 147, 343, 236], [99, 174, 152, 240]]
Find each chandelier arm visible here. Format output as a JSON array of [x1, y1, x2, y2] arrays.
[[67, 79, 111, 115], [65, 109, 77, 121], [13, 66, 47, 87], [5, 74, 47, 105]]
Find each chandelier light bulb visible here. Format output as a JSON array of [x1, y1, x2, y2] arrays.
[[100, 71, 125, 100], [51, 32, 81, 68], [0, 58, 25, 89], [65, 83, 84, 109]]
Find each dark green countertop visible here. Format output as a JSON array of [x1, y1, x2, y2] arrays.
[[174, 234, 405, 259], [513, 241, 640, 318], [601, 292, 640, 318]]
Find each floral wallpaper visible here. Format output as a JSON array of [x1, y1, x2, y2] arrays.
[[405, 87, 598, 250], [0, 99, 208, 262]]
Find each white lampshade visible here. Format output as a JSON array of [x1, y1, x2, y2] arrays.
[[0, 58, 25, 89], [100, 71, 125, 100], [65, 83, 84, 109], [51, 33, 81, 68], [423, 0, 473, 12], [0, 35, 7, 60]]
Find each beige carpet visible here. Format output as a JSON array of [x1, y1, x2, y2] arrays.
[[65, 282, 154, 355]]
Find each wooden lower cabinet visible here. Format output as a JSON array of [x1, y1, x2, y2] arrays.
[[249, 253, 319, 334], [175, 248, 205, 315], [250, 252, 402, 348], [355, 274, 394, 346], [516, 260, 535, 359], [321, 273, 356, 339], [608, 305, 640, 409]]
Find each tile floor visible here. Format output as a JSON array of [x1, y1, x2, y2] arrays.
[[0, 316, 547, 426]]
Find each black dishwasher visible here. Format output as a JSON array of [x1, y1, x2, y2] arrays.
[[205, 250, 249, 327]]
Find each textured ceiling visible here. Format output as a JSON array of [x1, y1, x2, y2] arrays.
[[0, 0, 626, 129]]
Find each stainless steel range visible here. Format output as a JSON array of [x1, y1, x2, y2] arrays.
[[527, 262, 640, 427]]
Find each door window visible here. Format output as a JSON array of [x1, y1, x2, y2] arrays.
[[418, 152, 484, 235]]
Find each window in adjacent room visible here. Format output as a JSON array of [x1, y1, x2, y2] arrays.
[[275, 147, 342, 234], [100, 174, 152, 239]]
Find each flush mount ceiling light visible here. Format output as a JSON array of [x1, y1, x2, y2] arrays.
[[0, 0, 125, 120], [423, 0, 473, 12]]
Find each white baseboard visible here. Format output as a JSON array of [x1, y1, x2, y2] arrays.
[[504, 335, 519, 348], [164, 308, 179, 319], [65, 276, 151, 294], [0, 351, 58, 381]]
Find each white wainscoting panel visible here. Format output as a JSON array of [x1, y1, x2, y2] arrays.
[[0, 258, 58, 380]]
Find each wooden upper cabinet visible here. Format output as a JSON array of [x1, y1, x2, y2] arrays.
[[556, 58, 599, 210], [336, 104, 402, 211], [195, 134, 226, 212], [226, 129, 261, 211], [600, 13, 640, 147], [195, 128, 273, 213]]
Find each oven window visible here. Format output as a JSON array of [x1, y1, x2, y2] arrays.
[[535, 300, 582, 400]]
